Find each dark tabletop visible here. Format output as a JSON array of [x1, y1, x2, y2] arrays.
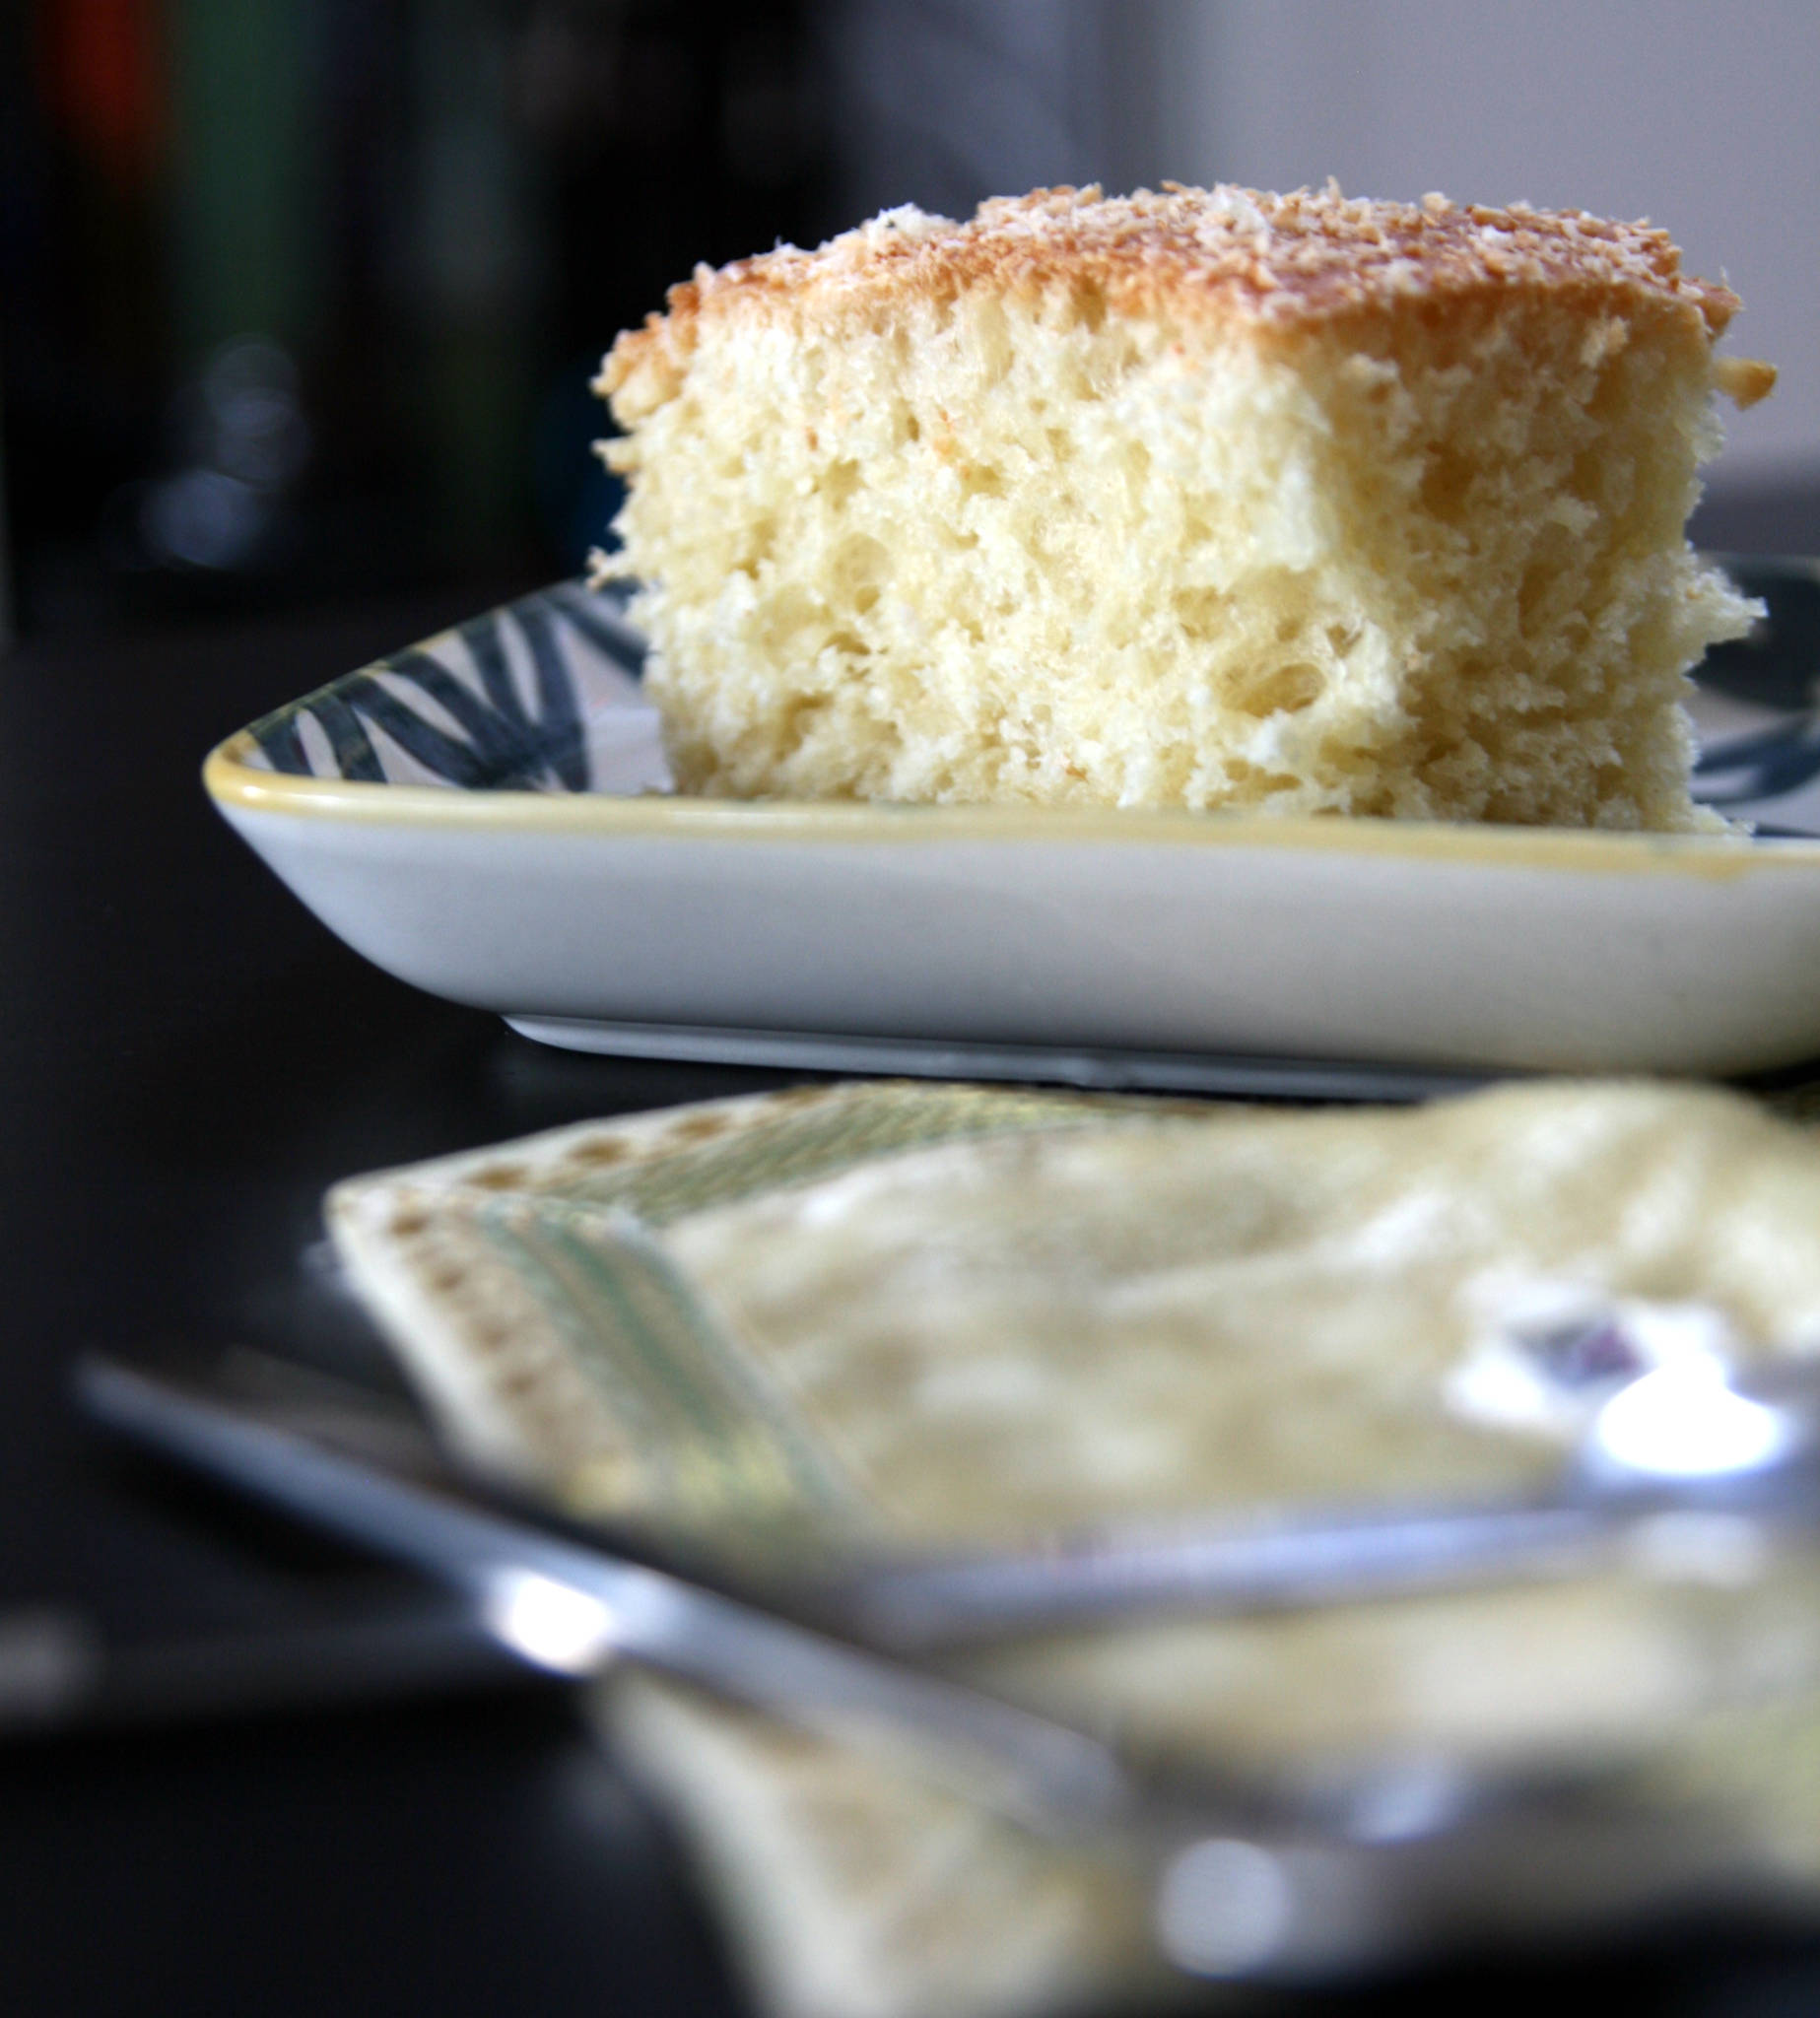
[[6, 571, 1820, 2018]]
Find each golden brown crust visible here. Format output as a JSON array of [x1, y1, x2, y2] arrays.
[[599, 182, 1740, 418]]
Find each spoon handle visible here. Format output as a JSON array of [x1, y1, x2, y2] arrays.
[[849, 1498, 1619, 1648]]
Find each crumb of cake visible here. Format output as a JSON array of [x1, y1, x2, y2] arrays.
[[594, 183, 1768, 830]]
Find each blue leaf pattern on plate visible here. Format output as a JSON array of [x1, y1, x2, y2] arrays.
[[251, 582, 644, 791], [1695, 718, 1820, 810]]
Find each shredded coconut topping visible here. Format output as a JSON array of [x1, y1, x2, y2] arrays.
[[602, 181, 1737, 404]]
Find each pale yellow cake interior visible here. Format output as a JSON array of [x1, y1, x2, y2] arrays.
[[597, 187, 1769, 829]]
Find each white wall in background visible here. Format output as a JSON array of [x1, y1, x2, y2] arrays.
[[1153, 0, 1820, 489]]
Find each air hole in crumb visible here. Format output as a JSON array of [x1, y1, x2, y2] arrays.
[[761, 585, 824, 650], [1218, 759, 1307, 790], [1173, 587, 1223, 641], [1419, 445, 1475, 521], [1518, 559, 1569, 636], [1231, 661, 1324, 717], [1071, 280, 1108, 333], [833, 533, 888, 593], [822, 460, 861, 504], [737, 516, 778, 576], [1569, 444, 1609, 507], [780, 696, 832, 750], [1221, 760, 1302, 793]]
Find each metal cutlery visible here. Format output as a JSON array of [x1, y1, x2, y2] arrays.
[[850, 1345, 1820, 1647], [74, 1348, 1820, 1984]]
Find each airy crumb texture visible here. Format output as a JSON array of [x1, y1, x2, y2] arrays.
[[594, 183, 1769, 829]]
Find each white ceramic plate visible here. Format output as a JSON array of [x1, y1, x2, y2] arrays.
[[204, 559, 1820, 1092]]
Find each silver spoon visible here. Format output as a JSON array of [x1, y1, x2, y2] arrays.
[[78, 1348, 1813, 1984], [846, 1334, 1820, 1649]]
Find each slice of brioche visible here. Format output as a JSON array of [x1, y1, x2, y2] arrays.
[[594, 183, 1772, 829]]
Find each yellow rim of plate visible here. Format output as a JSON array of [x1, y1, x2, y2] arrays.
[[202, 733, 1820, 882]]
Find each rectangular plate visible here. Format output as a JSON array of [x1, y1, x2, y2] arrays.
[[204, 559, 1820, 1083]]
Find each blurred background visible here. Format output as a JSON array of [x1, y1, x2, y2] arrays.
[[3, 0, 1816, 649]]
